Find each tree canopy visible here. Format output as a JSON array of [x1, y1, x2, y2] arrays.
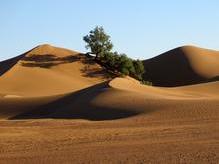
[[83, 26, 113, 59]]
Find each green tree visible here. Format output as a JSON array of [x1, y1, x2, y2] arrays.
[[118, 54, 135, 76], [83, 26, 113, 60], [133, 59, 145, 80], [83, 26, 147, 82]]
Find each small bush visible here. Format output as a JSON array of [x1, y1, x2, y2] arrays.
[[141, 80, 153, 86]]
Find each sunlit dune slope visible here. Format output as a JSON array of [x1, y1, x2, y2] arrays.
[[0, 44, 108, 96]]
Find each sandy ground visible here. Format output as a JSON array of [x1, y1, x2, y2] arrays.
[[0, 113, 218, 163], [0, 45, 218, 163]]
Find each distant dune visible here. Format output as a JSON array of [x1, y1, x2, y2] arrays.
[[0, 45, 218, 163], [143, 46, 219, 86]]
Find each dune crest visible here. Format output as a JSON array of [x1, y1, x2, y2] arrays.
[[110, 77, 219, 99]]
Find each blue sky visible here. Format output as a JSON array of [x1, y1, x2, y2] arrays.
[[1, 0, 219, 61]]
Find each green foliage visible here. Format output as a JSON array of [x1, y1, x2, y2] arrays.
[[118, 54, 135, 76], [141, 80, 153, 86], [83, 26, 146, 81], [83, 26, 113, 59], [133, 59, 145, 80]]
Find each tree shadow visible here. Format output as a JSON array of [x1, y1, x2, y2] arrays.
[[20, 53, 111, 79], [10, 82, 141, 121], [80, 65, 110, 79], [21, 53, 84, 68], [79, 56, 116, 79]]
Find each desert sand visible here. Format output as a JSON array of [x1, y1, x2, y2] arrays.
[[0, 44, 218, 163]]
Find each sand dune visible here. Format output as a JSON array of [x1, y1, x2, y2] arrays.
[[0, 45, 218, 163], [143, 45, 219, 86], [0, 44, 108, 96]]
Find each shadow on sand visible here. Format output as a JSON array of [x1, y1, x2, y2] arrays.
[[21, 53, 84, 68], [10, 82, 141, 121], [20, 53, 110, 79], [0, 47, 39, 76]]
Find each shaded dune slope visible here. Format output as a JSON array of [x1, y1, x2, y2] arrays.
[[0, 44, 108, 96], [0, 77, 218, 121], [0, 46, 40, 76], [0, 81, 141, 120], [143, 46, 219, 87], [0, 55, 24, 76]]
